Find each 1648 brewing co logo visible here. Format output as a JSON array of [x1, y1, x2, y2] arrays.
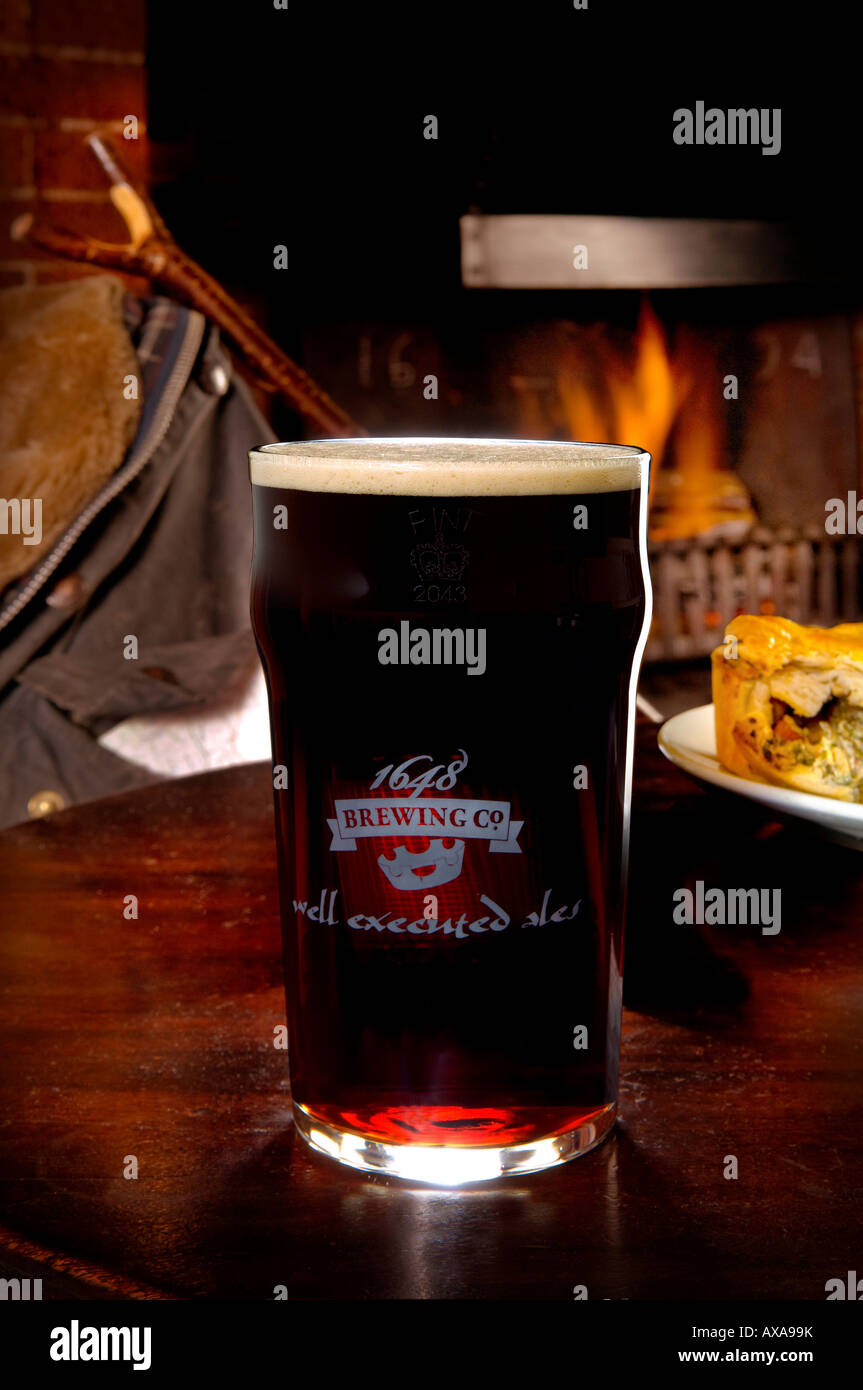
[[327, 752, 523, 886], [293, 749, 584, 939]]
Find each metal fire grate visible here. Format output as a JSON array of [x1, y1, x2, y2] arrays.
[[646, 528, 862, 662]]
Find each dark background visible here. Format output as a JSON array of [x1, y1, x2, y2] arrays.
[[147, 0, 857, 318]]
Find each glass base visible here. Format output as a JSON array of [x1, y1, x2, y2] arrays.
[[293, 1101, 616, 1185]]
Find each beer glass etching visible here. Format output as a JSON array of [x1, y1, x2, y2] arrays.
[[250, 439, 652, 1184]]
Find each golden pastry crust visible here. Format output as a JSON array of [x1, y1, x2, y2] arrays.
[[711, 616, 863, 802]]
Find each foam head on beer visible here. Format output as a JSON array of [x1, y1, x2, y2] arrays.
[[249, 437, 648, 495]]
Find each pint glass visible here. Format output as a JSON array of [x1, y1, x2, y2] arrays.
[[250, 438, 651, 1184]]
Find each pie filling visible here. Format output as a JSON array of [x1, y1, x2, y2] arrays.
[[762, 693, 863, 788]]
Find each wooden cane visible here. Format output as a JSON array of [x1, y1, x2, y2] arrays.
[[12, 134, 365, 439]]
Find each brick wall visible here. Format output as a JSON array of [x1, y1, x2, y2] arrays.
[[0, 0, 149, 288]]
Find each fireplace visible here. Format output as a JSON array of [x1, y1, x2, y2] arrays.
[[295, 217, 863, 667], [459, 216, 863, 659]]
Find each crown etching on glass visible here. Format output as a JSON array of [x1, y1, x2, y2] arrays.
[[410, 532, 469, 581]]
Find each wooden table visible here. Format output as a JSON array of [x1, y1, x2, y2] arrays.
[[0, 725, 860, 1300]]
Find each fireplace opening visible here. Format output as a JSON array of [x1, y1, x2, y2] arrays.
[[470, 292, 863, 662], [297, 282, 862, 675]]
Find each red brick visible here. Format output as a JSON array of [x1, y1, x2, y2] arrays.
[[0, 0, 30, 45], [2, 56, 145, 123], [0, 56, 36, 117], [2, 190, 156, 293], [0, 199, 49, 260], [32, 260, 102, 281], [34, 193, 130, 243], [0, 263, 34, 288], [33, 0, 147, 54], [34, 261, 150, 295], [0, 125, 34, 191], [44, 59, 146, 124], [35, 127, 149, 191]]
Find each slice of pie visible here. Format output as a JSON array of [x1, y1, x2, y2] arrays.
[[711, 615, 863, 802]]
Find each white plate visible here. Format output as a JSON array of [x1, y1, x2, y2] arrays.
[[658, 703, 863, 841]]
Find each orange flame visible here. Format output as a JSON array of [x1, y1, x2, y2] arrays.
[[534, 299, 755, 539], [556, 300, 685, 500]]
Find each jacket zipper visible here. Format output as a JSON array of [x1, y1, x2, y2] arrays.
[[0, 310, 206, 634]]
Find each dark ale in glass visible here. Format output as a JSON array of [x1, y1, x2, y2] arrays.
[[250, 439, 651, 1183]]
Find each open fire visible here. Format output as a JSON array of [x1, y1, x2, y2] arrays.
[[513, 299, 756, 542], [505, 299, 862, 658]]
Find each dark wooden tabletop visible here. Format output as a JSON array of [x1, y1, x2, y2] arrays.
[[0, 722, 861, 1301]]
